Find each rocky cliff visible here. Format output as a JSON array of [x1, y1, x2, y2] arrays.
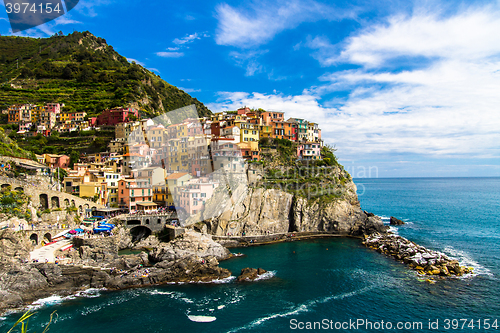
[[0, 228, 231, 315], [197, 175, 386, 237]]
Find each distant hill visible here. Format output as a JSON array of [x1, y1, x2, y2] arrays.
[[0, 31, 211, 117]]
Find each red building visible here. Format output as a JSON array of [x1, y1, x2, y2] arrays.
[[96, 107, 139, 126]]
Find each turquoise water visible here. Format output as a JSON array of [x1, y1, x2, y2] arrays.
[[2, 177, 499, 332]]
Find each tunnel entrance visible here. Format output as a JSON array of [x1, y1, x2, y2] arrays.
[[130, 226, 152, 242], [30, 234, 38, 246]]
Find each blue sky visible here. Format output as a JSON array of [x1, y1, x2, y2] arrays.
[[1, 0, 500, 177]]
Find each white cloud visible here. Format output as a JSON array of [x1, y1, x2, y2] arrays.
[[214, 0, 354, 48], [179, 87, 201, 93], [173, 33, 201, 45], [312, 7, 500, 67], [126, 58, 145, 66], [156, 51, 184, 58], [209, 6, 500, 162], [167, 47, 180, 51], [75, 0, 113, 17], [148, 68, 161, 73], [229, 50, 268, 76], [54, 14, 82, 25]]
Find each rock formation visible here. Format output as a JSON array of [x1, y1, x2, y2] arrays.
[[197, 181, 388, 237], [0, 228, 231, 315], [390, 216, 405, 225], [363, 233, 472, 277], [236, 267, 268, 281]]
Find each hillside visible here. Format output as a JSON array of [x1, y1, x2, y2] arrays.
[[0, 127, 35, 160], [0, 31, 211, 117]]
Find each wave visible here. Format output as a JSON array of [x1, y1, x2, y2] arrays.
[[442, 246, 493, 278], [195, 276, 237, 284], [388, 226, 399, 235], [148, 290, 174, 296], [28, 295, 65, 310], [74, 288, 105, 298], [254, 270, 276, 281], [227, 285, 376, 332]]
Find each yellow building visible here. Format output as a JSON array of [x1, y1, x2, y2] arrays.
[[30, 105, 45, 123], [259, 125, 272, 139], [147, 126, 166, 149], [153, 184, 169, 206], [79, 182, 100, 199], [165, 172, 192, 206], [236, 121, 260, 143]]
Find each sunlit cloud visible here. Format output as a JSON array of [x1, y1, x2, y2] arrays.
[[156, 51, 184, 58]]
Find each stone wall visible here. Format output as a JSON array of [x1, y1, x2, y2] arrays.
[[0, 176, 104, 216]]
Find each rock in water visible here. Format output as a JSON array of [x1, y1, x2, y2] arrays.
[[390, 216, 405, 225], [237, 267, 268, 281]]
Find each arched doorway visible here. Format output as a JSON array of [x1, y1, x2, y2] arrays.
[[130, 226, 152, 242], [71, 199, 75, 207], [51, 196, 60, 209], [39, 194, 49, 210], [14, 187, 23, 192], [43, 233, 52, 243], [1, 184, 10, 190], [78, 205, 83, 215], [30, 234, 38, 246], [64, 199, 70, 207]]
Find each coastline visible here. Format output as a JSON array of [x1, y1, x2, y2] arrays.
[[0, 227, 474, 317], [213, 231, 362, 248]]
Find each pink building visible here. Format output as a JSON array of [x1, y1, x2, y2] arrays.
[[178, 178, 218, 216], [45, 103, 61, 114], [96, 107, 139, 126], [44, 154, 70, 168], [297, 142, 322, 160]]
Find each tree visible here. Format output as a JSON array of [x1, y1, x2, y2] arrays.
[[69, 150, 80, 168], [20, 67, 34, 78], [62, 65, 74, 79]]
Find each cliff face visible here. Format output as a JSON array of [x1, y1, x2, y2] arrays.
[[200, 176, 386, 237], [200, 186, 293, 236]]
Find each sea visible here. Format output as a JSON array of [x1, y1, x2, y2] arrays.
[[1, 177, 500, 332]]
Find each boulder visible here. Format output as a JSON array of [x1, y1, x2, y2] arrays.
[[237, 267, 267, 281], [390, 216, 405, 225]]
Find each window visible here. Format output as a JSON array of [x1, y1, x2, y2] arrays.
[[201, 193, 206, 197]]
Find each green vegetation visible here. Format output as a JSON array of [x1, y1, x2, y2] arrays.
[[0, 127, 36, 160], [259, 138, 298, 165], [0, 31, 211, 117], [0, 186, 31, 220], [257, 139, 351, 200], [7, 310, 56, 333]]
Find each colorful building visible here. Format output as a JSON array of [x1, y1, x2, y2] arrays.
[[96, 107, 139, 126], [297, 142, 322, 160], [178, 178, 219, 216]]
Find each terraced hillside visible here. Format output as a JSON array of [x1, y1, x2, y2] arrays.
[[0, 31, 211, 117]]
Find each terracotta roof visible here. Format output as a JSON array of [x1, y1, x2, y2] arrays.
[[166, 172, 189, 180]]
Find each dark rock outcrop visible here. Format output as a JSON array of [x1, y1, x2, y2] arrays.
[[237, 267, 268, 281], [390, 216, 405, 225]]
